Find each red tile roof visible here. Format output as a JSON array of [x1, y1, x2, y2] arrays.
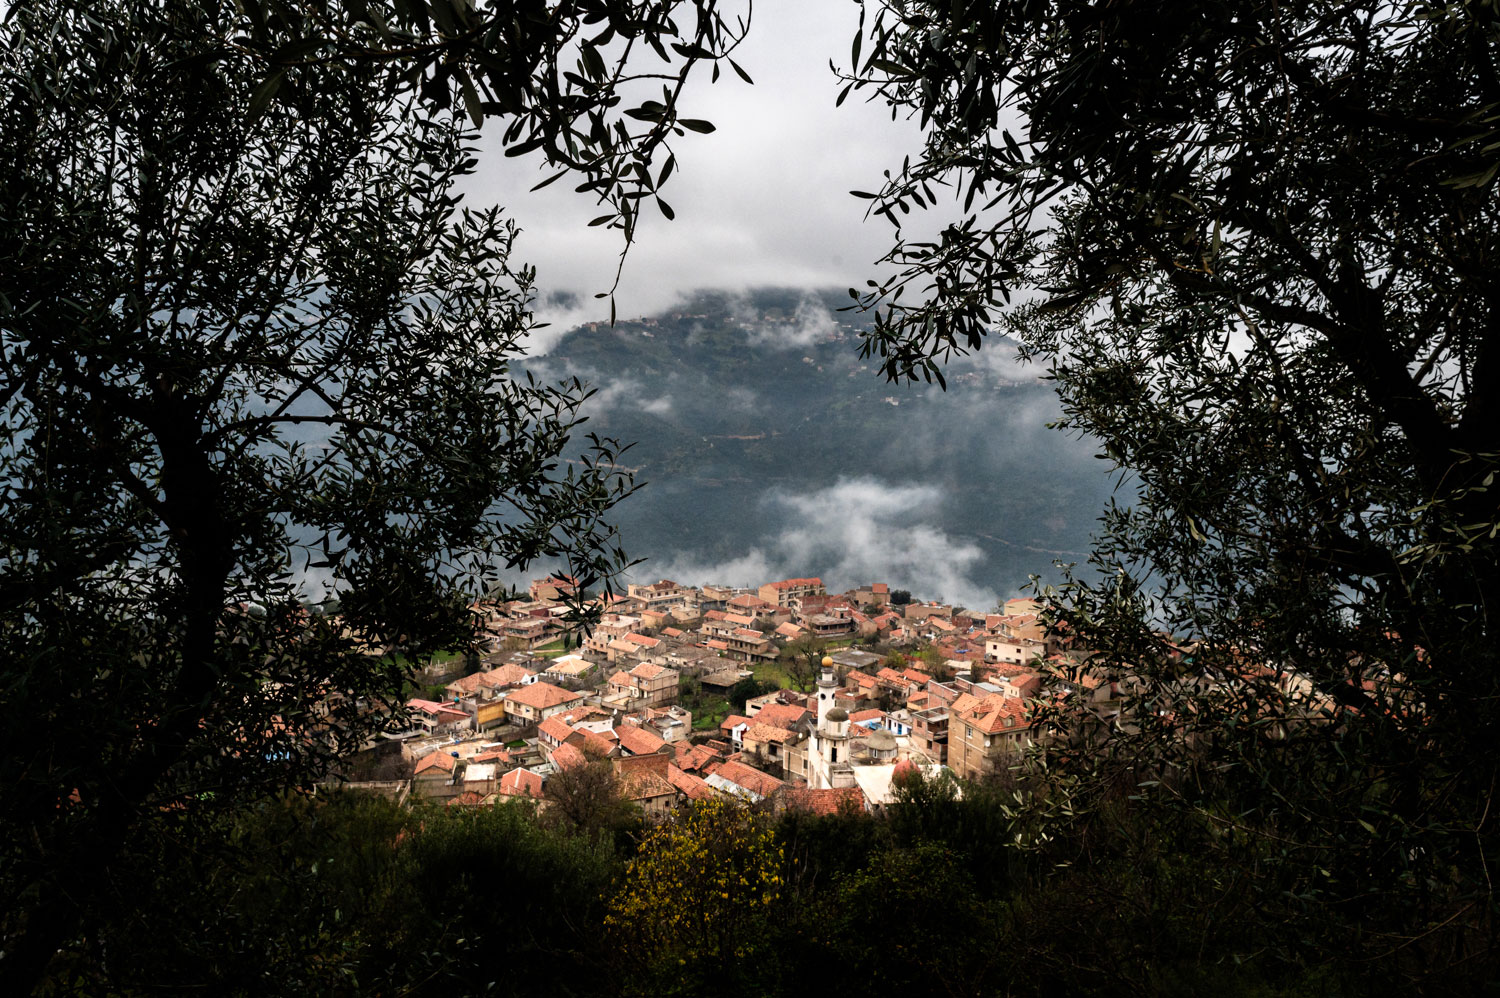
[[615, 725, 668, 756], [711, 760, 786, 798], [954, 692, 1032, 734], [538, 715, 577, 744], [621, 769, 678, 801], [673, 741, 722, 772], [582, 730, 618, 758], [505, 681, 584, 710], [720, 714, 752, 733], [744, 722, 794, 744], [667, 764, 715, 800], [778, 786, 865, 816], [754, 703, 810, 729], [551, 742, 588, 770], [630, 662, 670, 679], [414, 751, 456, 775], [499, 768, 543, 798]]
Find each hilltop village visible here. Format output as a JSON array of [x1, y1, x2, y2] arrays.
[[339, 575, 1117, 816]]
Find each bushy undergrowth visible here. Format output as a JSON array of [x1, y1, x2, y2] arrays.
[[50, 773, 1495, 997]]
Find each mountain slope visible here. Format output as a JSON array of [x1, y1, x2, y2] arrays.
[[526, 288, 1119, 607]]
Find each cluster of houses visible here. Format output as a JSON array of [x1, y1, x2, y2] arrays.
[[347, 575, 1123, 818]]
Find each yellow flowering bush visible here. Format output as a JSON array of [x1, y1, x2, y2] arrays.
[[604, 797, 784, 980]]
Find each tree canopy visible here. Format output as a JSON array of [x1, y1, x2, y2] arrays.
[[843, 0, 1500, 978], [240, 0, 752, 303], [0, 0, 740, 987]]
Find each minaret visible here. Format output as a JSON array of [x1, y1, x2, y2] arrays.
[[812, 656, 853, 788], [815, 654, 837, 729]]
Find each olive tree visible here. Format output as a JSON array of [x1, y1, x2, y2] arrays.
[[0, 0, 738, 987], [841, 0, 1500, 980]]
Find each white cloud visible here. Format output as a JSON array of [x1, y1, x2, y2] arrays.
[[745, 294, 838, 350], [640, 477, 1001, 610]]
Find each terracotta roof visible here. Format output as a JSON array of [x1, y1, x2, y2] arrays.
[[776, 622, 805, 638], [414, 751, 456, 775], [630, 662, 670, 679], [720, 714, 752, 733], [778, 786, 865, 816], [621, 769, 678, 801], [538, 715, 577, 744], [447, 791, 486, 807], [710, 760, 786, 799], [848, 708, 884, 723], [847, 671, 878, 689], [705, 639, 730, 651], [673, 741, 722, 772], [744, 722, 794, 744], [498, 768, 543, 798], [551, 742, 588, 770], [667, 764, 716, 800], [485, 664, 537, 686], [624, 633, 661, 648], [506, 681, 584, 710], [446, 672, 492, 695], [615, 725, 668, 756], [471, 749, 512, 764], [765, 577, 823, 589], [607, 669, 633, 687], [949, 692, 984, 715], [754, 703, 810, 729], [969, 695, 1031, 734], [952, 692, 1031, 734], [581, 730, 618, 758]]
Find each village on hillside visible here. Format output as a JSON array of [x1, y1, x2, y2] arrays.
[[330, 574, 1128, 817]]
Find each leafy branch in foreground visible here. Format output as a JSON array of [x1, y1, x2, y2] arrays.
[[237, 0, 755, 306], [840, 0, 1500, 981], [0, 0, 642, 989]]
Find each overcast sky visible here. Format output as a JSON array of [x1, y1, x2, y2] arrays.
[[462, 1, 923, 337]]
